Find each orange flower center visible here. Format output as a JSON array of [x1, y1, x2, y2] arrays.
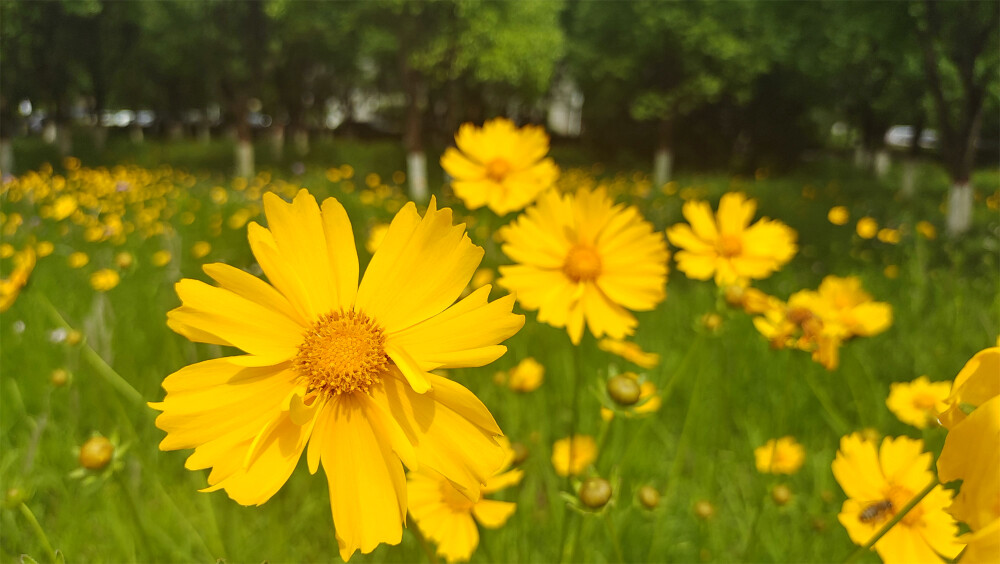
[[564, 244, 602, 282], [294, 310, 388, 396], [912, 393, 939, 411], [716, 234, 743, 257], [884, 485, 924, 526], [485, 158, 511, 182]]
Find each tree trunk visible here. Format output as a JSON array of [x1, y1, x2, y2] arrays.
[[129, 124, 144, 143], [652, 119, 674, 187], [198, 123, 211, 144], [0, 139, 13, 175], [403, 68, 428, 202], [293, 127, 309, 156], [946, 181, 973, 236], [873, 149, 891, 178], [270, 124, 285, 161], [92, 126, 108, 152], [901, 157, 918, 198]]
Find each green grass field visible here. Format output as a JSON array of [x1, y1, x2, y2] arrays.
[[2, 139, 998, 563]]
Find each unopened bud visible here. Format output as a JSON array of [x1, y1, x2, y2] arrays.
[[607, 375, 641, 406], [694, 500, 715, 520], [771, 484, 792, 506], [638, 485, 660, 509], [65, 330, 82, 346], [50, 369, 69, 387], [579, 477, 612, 509], [79, 436, 114, 470], [511, 442, 529, 466]]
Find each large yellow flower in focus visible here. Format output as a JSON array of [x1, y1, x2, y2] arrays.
[[937, 347, 1000, 550], [151, 190, 524, 561], [666, 192, 797, 286], [441, 118, 558, 216], [407, 438, 524, 563], [498, 188, 669, 345], [832, 434, 963, 563]]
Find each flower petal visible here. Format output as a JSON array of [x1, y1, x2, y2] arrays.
[[472, 499, 517, 529]]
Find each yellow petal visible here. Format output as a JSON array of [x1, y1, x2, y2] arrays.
[[320, 197, 360, 310], [472, 499, 516, 529], [321, 395, 406, 561], [203, 262, 306, 327]]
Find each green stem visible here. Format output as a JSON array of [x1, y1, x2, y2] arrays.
[[558, 338, 586, 563], [844, 479, 938, 563], [116, 473, 153, 560], [409, 523, 439, 564], [37, 294, 145, 406], [803, 367, 850, 436], [18, 502, 57, 563], [604, 511, 625, 563]]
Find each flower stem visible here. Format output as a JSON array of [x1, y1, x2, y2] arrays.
[[604, 511, 625, 563], [18, 502, 57, 563], [409, 523, 438, 564], [803, 366, 849, 436], [37, 294, 145, 406], [843, 479, 938, 563]]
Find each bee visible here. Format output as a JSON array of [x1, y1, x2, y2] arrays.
[[858, 500, 894, 524]]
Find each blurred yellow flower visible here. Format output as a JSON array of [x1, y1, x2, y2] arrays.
[[407, 438, 523, 563], [0, 247, 36, 312], [365, 223, 390, 254], [915, 221, 937, 240], [507, 357, 544, 392], [832, 434, 963, 563], [68, 251, 89, 268], [856, 217, 878, 239], [754, 436, 805, 475], [937, 348, 1000, 537], [151, 250, 172, 267], [470, 268, 494, 291], [441, 118, 559, 215], [151, 190, 523, 561], [667, 192, 797, 286], [634, 378, 661, 415], [115, 252, 134, 269], [828, 206, 850, 225], [551, 435, 597, 477], [52, 194, 78, 221], [883, 265, 899, 279], [877, 228, 901, 244], [886, 376, 950, 429], [90, 269, 121, 292], [191, 241, 211, 259], [598, 338, 660, 369], [0, 243, 13, 258], [499, 188, 669, 345], [35, 241, 54, 257]]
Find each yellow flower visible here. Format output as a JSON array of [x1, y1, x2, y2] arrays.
[[191, 241, 211, 259], [151, 190, 524, 560], [832, 434, 963, 563], [828, 206, 850, 225], [52, 194, 78, 221], [856, 217, 878, 239], [634, 379, 661, 414], [916, 221, 937, 240], [754, 437, 805, 475], [937, 348, 1000, 534], [0, 243, 13, 258], [878, 228, 901, 244], [90, 269, 121, 292], [68, 251, 89, 268], [441, 118, 559, 215], [667, 192, 797, 286], [507, 357, 544, 392], [959, 517, 1000, 563], [0, 247, 36, 312], [885, 376, 950, 429], [794, 276, 892, 341], [470, 268, 494, 291], [407, 437, 523, 563], [551, 435, 597, 477], [151, 250, 172, 267], [597, 338, 660, 369], [883, 265, 899, 279], [498, 188, 669, 345], [35, 241, 54, 257], [365, 223, 390, 255]]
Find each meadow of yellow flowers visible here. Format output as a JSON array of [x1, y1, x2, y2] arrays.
[[1, 119, 998, 563]]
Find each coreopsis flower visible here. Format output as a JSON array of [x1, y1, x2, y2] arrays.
[[598, 338, 660, 369], [915, 221, 937, 240], [551, 435, 597, 477], [937, 348, 1000, 542], [0, 246, 35, 312], [441, 118, 558, 215], [856, 217, 878, 239], [407, 438, 524, 563], [90, 269, 121, 292], [151, 190, 524, 560], [498, 188, 669, 345], [666, 192, 797, 286], [885, 376, 951, 429], [832, 434, 963, 563], [151, 250, 171, 267], [68, 251, 89, 268], [828, 206, 850, 226], [506, 357, 544, 393], [878, 228, 901, 244], [191, 241, 211, 259], [754, 436, 805, 475]]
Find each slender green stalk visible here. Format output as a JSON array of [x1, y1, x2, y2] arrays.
[[18, 502, 57, 563], [409, 523, 439, 564], [37, 294, 145, 406], [803, 367, 849, 436], [603, 511, 625, 563], [844, 479, 938, 563], [558, 337, 586, 563]]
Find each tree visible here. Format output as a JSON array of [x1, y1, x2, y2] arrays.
[[912, 0, 999, 235]]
